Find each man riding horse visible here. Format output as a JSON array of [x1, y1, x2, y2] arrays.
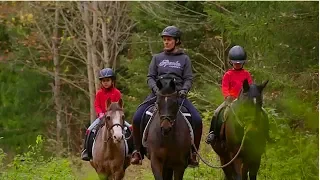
[[130, 26, 203, 166]]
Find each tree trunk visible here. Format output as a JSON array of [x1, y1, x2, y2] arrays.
[[52, 3, 62, 153], [101, 16, 110, 67], [80, 2, 96, 123], [99, 2, 111, 68], [91, 1, 100, 91]]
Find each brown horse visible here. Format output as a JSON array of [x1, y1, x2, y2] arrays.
[[90, 99, 130, 180], [210, 79, 269, 180], [145, 77, 192, 180]]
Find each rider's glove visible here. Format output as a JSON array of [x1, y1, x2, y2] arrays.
[[178, 90, 188, 98], [98, 113, 105, 119], [225, 96, 235, 105], [152, 86, 160, 95]]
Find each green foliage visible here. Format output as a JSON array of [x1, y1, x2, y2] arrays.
[[0, 135, 76, 180], [0, 1, 318, 179], [259, 112, 319, 180], [0, 64, 52, 151], [204, 1, 318, 72]]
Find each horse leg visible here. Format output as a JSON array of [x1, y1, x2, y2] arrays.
[[173, 167, 186, 180], [151, 155, 164, 180], [94, 167, 108, 180], [248, 159, 262, 180], [113, 170, 125, 180], [220, 156, 234, 180], [97, 173, 108, 180], [241, 162, 249, 180], [162, 167, 173, 180], [232, 157, 243, 180]]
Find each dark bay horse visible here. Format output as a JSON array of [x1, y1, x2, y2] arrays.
[[90, 99, 130, 180], [211, 79, 269, 180], [146, 77, 192, 180]]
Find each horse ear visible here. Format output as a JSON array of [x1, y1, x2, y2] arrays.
[[169, 79, 176, 91], [243, 79, 250, 92], [156, 79, 163, 90], [118, 98, 124, 108], [106, 98, 112, 109], [258, 80, 269, 91]]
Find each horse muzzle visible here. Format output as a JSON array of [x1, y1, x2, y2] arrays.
[[160, 117, 174, 136], [111, 125, 124, 143], [161, 126, 172, 136], [112, 135, 123, 143]]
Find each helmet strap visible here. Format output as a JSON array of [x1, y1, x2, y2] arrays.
[[164, 38, 180, 53], [229, 61, 245, 70], [175, 38, 181, 45], [164, 46, 176, 53]]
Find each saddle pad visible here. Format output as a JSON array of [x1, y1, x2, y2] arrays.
[[142, 106, 194, 148]]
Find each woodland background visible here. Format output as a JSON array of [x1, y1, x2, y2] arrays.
[[0, 1, 318, 179]]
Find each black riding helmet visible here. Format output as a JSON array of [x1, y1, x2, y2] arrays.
[[161, 26, 182, 45], [228, 45, 247, 64], [99, 68, 116, 80], [228, 45, 247, 69]]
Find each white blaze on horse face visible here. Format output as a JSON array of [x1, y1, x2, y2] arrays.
[[112, 111, 123, 142]]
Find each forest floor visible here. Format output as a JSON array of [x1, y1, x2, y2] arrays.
[[73, 122, 225, 180]]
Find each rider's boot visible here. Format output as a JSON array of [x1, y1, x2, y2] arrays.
[[189, 124, 202, 167], [81, 130, 91, 161], [206, 115, 217, 144], [130, 124, 142, 165]]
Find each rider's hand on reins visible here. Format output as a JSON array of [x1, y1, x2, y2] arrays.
[[178, 90, 188, 99], [225, 96, 234, 105], [98, 113, 105, 119], [152, 86, 160, 95]]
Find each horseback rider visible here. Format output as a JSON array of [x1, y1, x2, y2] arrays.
[[81, 68, 132, 161], [205, 45, 273, 144], [130, 26, 203, 166]]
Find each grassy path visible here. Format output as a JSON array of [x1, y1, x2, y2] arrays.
[[74, 122, 225, 180]]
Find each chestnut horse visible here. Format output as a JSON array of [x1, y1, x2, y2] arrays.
[[90, 99, 130, 180]]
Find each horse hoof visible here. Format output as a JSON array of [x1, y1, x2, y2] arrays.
[[131, 161, 142, 165], [188, 163, 199, 168], [130, 158, 142, 165]]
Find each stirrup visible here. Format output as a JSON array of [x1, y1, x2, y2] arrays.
[[81, 149, 90, 161]]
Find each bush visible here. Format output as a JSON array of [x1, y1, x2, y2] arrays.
[[0, 135, 76, 180]]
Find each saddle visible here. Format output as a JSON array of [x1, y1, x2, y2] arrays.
[[213, 106, 228, 140], [140, 104, 194, 147]]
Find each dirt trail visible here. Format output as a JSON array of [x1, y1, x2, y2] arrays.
[[75, 123, 224, 180], [76, 159, 153, 180]]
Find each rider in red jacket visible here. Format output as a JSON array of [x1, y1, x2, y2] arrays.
[[94, 84, 121, 117], [206, 45, 272, 144], [81, 68, 132, 161], [221, 68, 252, 100]]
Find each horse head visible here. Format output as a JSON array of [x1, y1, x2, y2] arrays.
[[155, 76, 179, 136], [234, 79, 269, 127], [238, 79, 268, 109], [104, 98, 125, 143]]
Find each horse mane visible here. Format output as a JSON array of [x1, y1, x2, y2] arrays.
[[107, 102, 123, 111]]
